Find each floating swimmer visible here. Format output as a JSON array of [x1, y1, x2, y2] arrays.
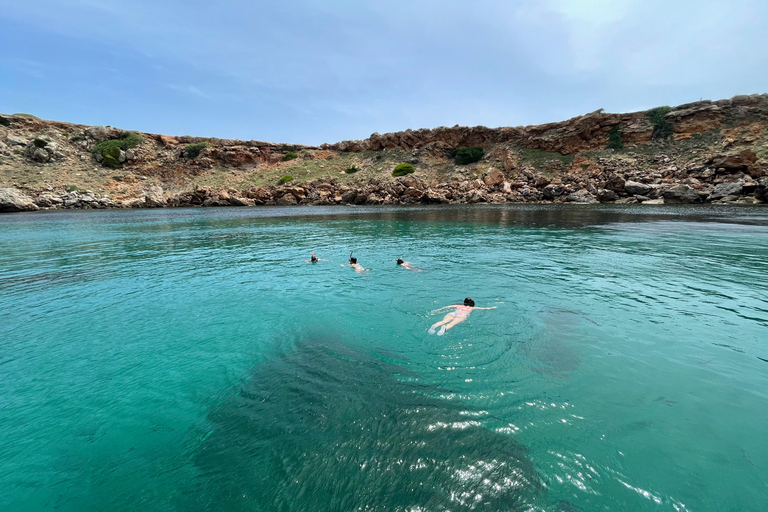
[[428, 298, 496, 336], [346, 253, 367, 273], [306, 252, 324, 263], [396, 258, 421, 271]]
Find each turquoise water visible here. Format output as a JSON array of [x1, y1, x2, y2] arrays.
[[1, 204, 766, 511]]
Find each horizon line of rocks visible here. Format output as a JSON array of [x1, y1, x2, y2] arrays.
[[2, 172, 767, 213]]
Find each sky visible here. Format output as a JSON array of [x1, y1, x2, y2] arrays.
[[1, 0, 766, 145]]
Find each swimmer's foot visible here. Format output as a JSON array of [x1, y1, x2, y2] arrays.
[[428, 324, 438, 335], [436, 325, 447, 336]]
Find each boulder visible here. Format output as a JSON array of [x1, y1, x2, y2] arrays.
[[662, 184, 701, 203], [0, 188, 39, 212], [276, 193, 298, 205], [602, 173, 626, 193], [710, 150, 757, 172], [624, 180, 652, 196], [708, 182, 743, 201], [30, 147, 50, 162], [144, 185, 165, 207], [565, 189, 597, 203], [483, 169, 505, 187], [423, 188, 450, 203], [596, 189, 619, 202], [5, 134, 27, 146], [754, 177, 768, 202]]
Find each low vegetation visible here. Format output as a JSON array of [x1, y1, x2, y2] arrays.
[[282, 152, 298, 162], [278, 175, 294, 185], [184, 141, 211, 159], [94, 132, 143, 156], [345, 165, 360, 174], [518, 148, 574, 172], [607, 124, 624, 150], [646, 106, 674, 140], [453, 147, 484, 165], [392, 163, 415, 177]]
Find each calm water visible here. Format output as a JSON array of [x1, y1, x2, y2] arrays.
[[1, 204, 766, 511]]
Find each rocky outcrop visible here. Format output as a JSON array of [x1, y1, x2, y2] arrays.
[[2, 94, 768, 212], [0, 188, 38, 212]]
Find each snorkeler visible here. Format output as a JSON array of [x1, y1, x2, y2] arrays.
[[347, 253, 367, 273], [396, 258, 417, 271], [428, 298, 496, 336]]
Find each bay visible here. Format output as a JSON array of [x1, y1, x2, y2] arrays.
[[1, 204, 766, 511]]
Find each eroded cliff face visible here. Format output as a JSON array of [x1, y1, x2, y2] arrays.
[[1, 94, 767, 211]]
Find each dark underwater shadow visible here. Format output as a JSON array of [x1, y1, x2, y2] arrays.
[[515, 309, 584, 377], [176, 335, 571, 511]]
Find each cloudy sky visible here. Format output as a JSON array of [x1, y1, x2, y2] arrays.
[[1, 0, 765, 145]]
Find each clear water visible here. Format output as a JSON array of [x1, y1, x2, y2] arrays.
[[1, 204, 766, 512]]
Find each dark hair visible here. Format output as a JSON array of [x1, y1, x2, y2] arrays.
[[311, 254, 318, 262], [463, 297, 475, 307], [349, 257, 357, 264], [396, 258, 404, 265]]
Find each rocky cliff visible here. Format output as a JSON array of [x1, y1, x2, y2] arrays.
[[1, 94, 767, 212]]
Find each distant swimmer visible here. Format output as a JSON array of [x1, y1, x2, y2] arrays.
[[347, 253, 367, 273], [428, 298, 496, 336], [396, 258, 420, 271], [306, 252, 324, 263]]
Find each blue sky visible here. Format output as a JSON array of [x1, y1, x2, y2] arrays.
[[1, 0, 766, 145]]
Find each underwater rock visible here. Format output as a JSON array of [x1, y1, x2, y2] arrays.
[[181, 337, 551, 511]]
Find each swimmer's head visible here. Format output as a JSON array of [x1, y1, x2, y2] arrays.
[[311, 252, 318, 262], [464, 298, 475, 307], [396, 258, 404, 265], [349, 257, 357, 264]]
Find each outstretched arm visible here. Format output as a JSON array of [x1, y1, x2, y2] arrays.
[[433, 305, 455, 313], [473, 306, 497, 310]]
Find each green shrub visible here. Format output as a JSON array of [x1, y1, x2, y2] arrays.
[[607, 124, 623, 150], [93, 132, 144, 163], [104, 145, 121, 160], [102, 155, 120, 168], [278, 175, 294, 185], [646, 106, 674, 140], [454, 147, 484, 165], [282, 152, 298, 161], [184, 141, 211, 159], [0, 116, 10, 127], [280, 144, 298, 152], [345, 165, 360, 174], [33, 138, 48, 148], [392, 163, 415, 177]]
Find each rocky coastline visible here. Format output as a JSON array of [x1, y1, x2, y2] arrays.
[[1, 94, 767, 212]]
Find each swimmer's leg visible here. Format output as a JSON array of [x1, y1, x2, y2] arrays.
[[436, 325, 447, 336], [429, 313, 455, 334]]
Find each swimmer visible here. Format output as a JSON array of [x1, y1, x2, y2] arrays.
[[396, 258, 418, 271], [306, 252, 323, 263], [428, 298, 496, 336], [347, 253, 367, 273]]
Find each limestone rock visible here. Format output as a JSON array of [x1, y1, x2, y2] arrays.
[[565, 189, 597, 203], [663, 184, 701, 203], [624, 180, 652, 196], [144, 185, 165, 207], [596, 189, 619, 202], [0, 188, 39, 212], [708, 182, 743, 201], [5, 134, 27, 146]]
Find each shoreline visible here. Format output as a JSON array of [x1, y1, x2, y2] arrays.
[[2, 94, 767, 213]]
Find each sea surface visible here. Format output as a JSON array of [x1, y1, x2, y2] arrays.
[[1, 204, 766, 511]]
